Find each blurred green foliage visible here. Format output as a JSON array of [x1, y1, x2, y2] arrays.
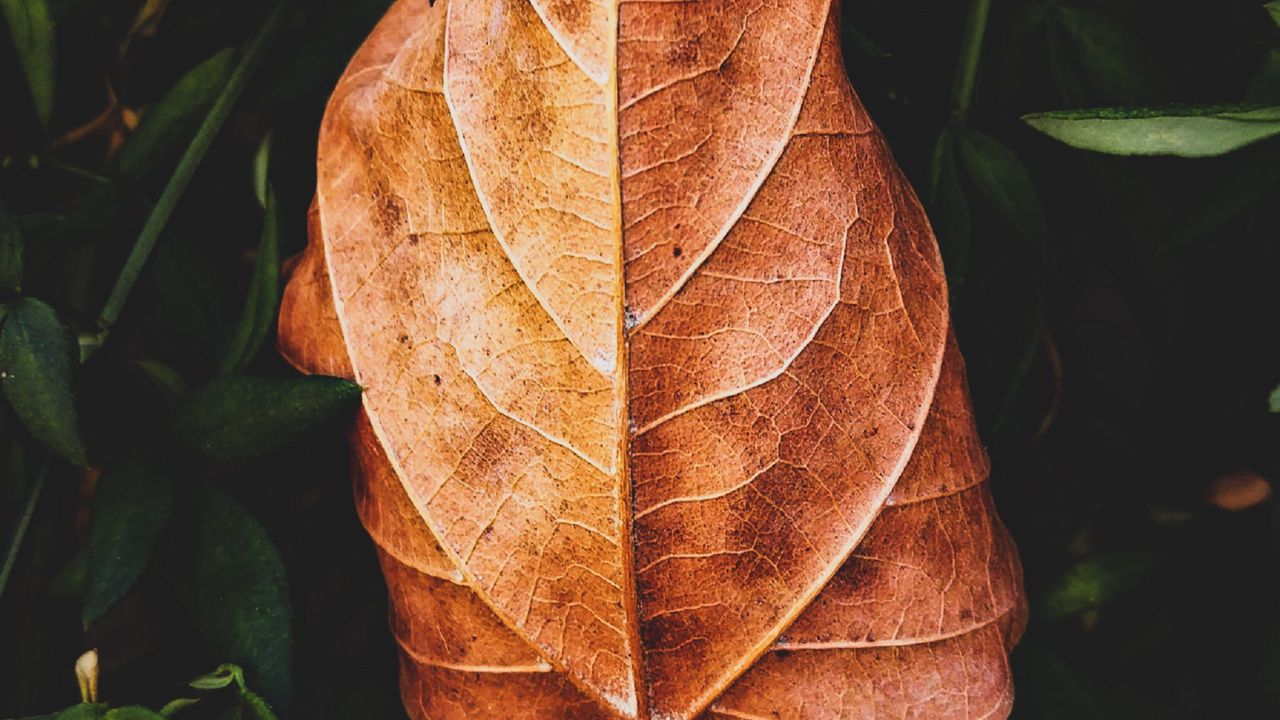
[[0, 0, 1277, 718]]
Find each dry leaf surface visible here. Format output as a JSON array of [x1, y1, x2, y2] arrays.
[[279, 0, 1026, 717]]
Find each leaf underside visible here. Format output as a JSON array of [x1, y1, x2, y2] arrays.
[[278, 1, 1027, 718]]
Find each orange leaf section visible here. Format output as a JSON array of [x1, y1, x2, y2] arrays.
[[278, 0, 1026, 718]]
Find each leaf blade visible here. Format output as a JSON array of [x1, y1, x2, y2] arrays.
[[1024, 106, 1280, 157], [0, 298, 88, 466]]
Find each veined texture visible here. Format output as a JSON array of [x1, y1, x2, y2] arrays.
[[278, 0, 1026, 718]]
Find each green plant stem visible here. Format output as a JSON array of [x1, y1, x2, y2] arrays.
[[94, 3, 287, 333], [951, 0, 992, 122], [0, 458, 51, 602]]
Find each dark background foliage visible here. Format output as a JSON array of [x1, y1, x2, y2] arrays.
[[1, 0, 1278, 718]]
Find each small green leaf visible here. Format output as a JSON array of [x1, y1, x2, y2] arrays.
[[176, 376, 360, 461], [1267, 1, 1280, 28], [1038, 552, 1160, 620], [0, 0, 56, 126], [252, 133, 273, 209], [1269, 382, 1280, 413], [157, 699, 199, 718], [189, 664, 244, 691], [0, 200, 23, 292], [927, 128, 972, 287], [1052, 5, 1160, 105], [117, 48, 236, 180], [955, 128, 1047, 252], [218, 187, 280, 374], [189, 482, 292, 709], [135, 360, 188, 406], [83, 460, 175, 624], [0, 298, 88, 466], [102, 708, 165, 720], [1025, 106, 1280, 158]]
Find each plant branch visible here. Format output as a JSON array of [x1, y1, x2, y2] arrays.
[[94, 3, 287, 333], [951, 0, 992, 123], [0, 457, 51, 602]]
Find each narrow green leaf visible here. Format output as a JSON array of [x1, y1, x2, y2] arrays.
[[118, 49, 236, 181], [83, 461, 174, 624], [955, 128, 1047, 252], [1038, 552, 1161, 620], [0, 200, 23, 292], [0, 298, 88, 466], [252, 133, 273, 209], [102, 708, 165, 720], [0, 0, 56, 125], [176, 376, 360, 461], [218, 187, 280, 374], [1025, 106, 1280, 157], [1052, 5, 1160, 105], [927, 128, 972, 287], [1269, 382, 1280, 413], [189, 482, 292, 709], [157, 699, 199, 718]]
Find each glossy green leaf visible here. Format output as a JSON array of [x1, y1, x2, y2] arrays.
[[118, 48, 236, 180], [176, 375, 360, 461], [928, 128, 972, 287], [1052, 5, 1159, 105], [0, 0, 56, 125], [218, 187, 280, 374], [1038, 552, 1160, 620], [189, 482, 292, 709], [1025, 106, 1280, 157], [102, 708, 165, 720], [955, 128, 1047, 252], [0, 200, 23, 292], [0, 298, 88, 466], [83, 461, 174, 624]]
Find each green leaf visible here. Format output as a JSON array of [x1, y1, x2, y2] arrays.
[[1038, 552, 1161, 620], [218, 187, 280, 374], [189, 664, 244, 691], [157, 699, 199, 718], [102, 708, 165, 720], [252, 133, 273, 209], [1051, 5, 1159, 105], [1269, 382, 1280, 413], [118, 48, 236, 180], [0, 199, 23, 292], [0, 298, 88, 466], [1024, 106, 1280, 157], [176, 375, 360, 461], [927, 128, 972, 287], [239, 691, 277, 720], [0, 0, 56, 126], [189, 482, 292, 709], [36, 705, 108, 720], [955, 128, 1047, 253], [1267, 1, 1280, 28], [83, 460, 174, 624]]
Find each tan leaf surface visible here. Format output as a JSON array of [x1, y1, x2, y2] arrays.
[[278, 0, 1026, 717]]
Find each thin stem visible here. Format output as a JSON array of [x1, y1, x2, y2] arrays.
[[0, 458, 51, 602], [95, 3, 287, 331], [951, 0, 992, 123]]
